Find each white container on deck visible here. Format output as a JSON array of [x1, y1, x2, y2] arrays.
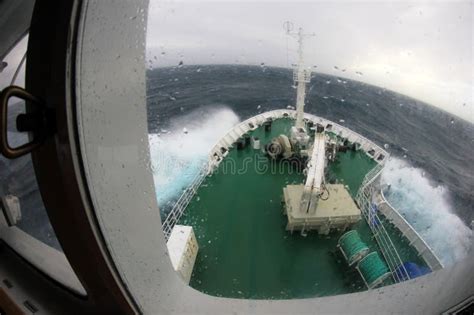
[[166, 225, 199, 284]]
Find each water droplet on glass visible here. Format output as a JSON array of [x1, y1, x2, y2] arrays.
[[326, 80, 331, 84], [178, 60, 184, 68], [450, 118, 455, 124], [384, 143, 389, 149], [257, 105, 261, 110], [183, 127, 188, 134], [339, 119, 345, 123], [196, 68, 201, 72], [334, 66, 339, 70]]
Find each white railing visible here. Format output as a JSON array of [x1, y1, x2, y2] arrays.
[[162, 167, 208, 240], [356, 165, 411, 283], [207, 109, 388, 173], [163, 109, 390, 241], [377, 190, 443, 271]]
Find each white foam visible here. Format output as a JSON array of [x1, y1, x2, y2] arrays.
[[381, 157, 472, 265], [148, 106, 240, 211]]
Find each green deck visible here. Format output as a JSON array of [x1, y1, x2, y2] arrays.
[[178, 118, 427, 299]]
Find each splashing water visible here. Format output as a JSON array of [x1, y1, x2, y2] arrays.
[[148, 106, 240, 214], [381, 157, 472, 266]]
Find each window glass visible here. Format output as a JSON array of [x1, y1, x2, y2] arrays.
[[145, 0, 473, 299], [0, 35, 62, 250]]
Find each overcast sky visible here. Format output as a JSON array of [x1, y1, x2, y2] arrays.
[[0, 2, 471, 122], [147, 0, 473, 122]]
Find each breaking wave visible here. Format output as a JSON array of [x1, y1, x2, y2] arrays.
[[148, 106, 240, 213], [381, 157, 472, 266]]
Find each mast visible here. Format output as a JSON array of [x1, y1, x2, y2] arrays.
[[285, 23, 314, 129]]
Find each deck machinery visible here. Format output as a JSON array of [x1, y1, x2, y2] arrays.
[[279, 25, 361, 234]]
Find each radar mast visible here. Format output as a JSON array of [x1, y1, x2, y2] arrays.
[[284, 22, 315, 130]]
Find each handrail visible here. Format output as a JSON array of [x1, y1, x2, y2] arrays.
[[356, 165, 411, 283], [163, 109, 389, 241], [207, 109, 388, 173], [162, 167, 208, 240], [377, 189, 444, 271]]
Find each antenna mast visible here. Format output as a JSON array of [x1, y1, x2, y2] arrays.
[[284, 22, 315, 129]]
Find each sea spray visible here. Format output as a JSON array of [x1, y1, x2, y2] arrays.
[[381, 157, 472, 265], [148, 106, 240, 215]]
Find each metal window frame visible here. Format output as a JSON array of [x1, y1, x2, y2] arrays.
[[25, 0, 138, 313], [17, 0, 474, 314]]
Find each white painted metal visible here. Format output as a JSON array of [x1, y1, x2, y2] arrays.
[[164, 109, 390, 241], [286, 26, 315, 129], [76, 4, 474, 312], [0, 225, 86, 296], [167, 225, 199, 284], [300, 133, 326, 214], [377, 190, 444, 271], [356, 165, 411, 283], [207, 110, 388, 174]]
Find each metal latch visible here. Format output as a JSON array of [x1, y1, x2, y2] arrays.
[[0, 86, 56, 159]]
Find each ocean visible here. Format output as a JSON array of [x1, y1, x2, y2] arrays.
[[1, 65, 472, 264]]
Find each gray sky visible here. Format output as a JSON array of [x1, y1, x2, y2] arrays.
[[0, 2, 471, 122], [147, 0, 473, 122]]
